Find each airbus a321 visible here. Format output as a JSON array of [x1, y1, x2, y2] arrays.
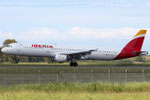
[[1, 30, 148, 66]]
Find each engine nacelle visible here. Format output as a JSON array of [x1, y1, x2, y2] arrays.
[[54, 54, 67, 63]]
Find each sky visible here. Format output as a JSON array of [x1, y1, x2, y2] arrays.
[[0, 0, 150, 52]]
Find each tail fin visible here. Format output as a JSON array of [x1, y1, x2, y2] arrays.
[[115, 30, 147, 60], [126, 30, 147, 51]]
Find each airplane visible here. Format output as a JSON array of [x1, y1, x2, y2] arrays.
[[1, 30, 148, 66]]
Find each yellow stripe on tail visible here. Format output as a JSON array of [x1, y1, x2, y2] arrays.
[[134, 30, 147, 37]]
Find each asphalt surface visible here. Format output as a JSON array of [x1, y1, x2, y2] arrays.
[[0, 65, 150, 68]]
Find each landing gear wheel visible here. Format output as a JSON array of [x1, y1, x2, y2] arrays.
[[70, 62, 73, 66], [70, 62, 78, 67], [74, 62, 78, 66]]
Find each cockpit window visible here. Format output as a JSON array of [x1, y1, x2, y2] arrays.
[[4, 44, 12, 47], [5, 44, 9, 47]]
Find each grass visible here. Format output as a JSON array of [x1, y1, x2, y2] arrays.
[[0, 82, 150, 100], [1, 82, 150, 92], [0, 91, 150, 100]]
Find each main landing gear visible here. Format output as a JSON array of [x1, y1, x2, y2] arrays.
[[70, 61, 78, 67]]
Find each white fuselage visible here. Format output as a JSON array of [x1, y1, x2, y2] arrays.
[[1, 43, 120, 61]]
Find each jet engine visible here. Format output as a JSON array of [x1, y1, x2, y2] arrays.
[[54, 54, 67, 62]]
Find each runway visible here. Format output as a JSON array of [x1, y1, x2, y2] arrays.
[[1, 65, 150, 70]]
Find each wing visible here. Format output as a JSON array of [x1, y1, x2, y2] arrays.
[[60, 49, 97, 59]]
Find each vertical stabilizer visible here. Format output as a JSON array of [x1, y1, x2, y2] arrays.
[[115, 30, 147, 60]]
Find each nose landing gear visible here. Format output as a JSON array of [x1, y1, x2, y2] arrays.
[[15, 56, 20, 63]]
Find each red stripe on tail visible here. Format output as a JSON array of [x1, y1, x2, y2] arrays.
[[114, 36, 145, 60]]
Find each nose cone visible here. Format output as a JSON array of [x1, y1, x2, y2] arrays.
[[1, 48, 6, 53]]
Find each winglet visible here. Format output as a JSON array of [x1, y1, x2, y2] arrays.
[[134, 30, 147, 38]]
